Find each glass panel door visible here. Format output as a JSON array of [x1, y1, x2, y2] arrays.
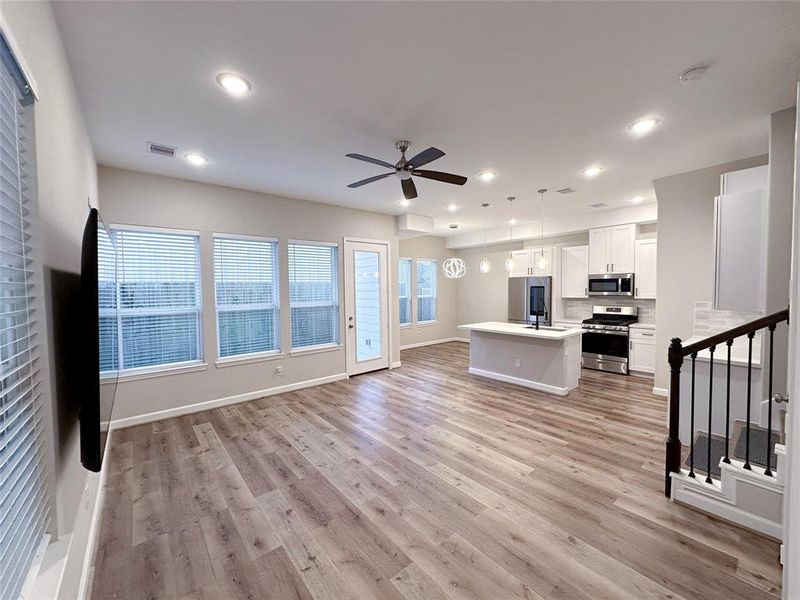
[[354, 250, 381, 362]]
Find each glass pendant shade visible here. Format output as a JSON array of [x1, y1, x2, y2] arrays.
[[536, 253, 548, 270], [504, 254, 516, 273], [442, 257, 466, 279], [479, 256, 492, 274]]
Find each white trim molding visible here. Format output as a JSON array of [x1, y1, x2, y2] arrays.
[[400, 337, 469, 351], [468, 367, 569, 396], [652, 386, 668, 397], [109, 373, 348, 430]]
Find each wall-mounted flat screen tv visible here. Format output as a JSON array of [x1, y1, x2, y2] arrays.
[[80, 208, 118, 472]]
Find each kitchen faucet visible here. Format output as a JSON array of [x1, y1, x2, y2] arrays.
[[534, 298, 548, 330]]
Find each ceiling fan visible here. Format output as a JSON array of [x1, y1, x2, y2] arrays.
[[346, 140, 468, 200]]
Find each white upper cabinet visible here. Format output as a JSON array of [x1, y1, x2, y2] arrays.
[[589, 224, 635, 273], [561, 245, 588, 298], [507, 249, 532, 278], [634, 239, 657, 299]]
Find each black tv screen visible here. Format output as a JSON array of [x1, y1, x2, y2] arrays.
[[80, 208, 118, 472]]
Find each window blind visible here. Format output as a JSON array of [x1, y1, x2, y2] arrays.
[[399, 258, 412, 325], [0, 35, 47, 600], [416, 259, 437, 322], [288, 242, 339, 349], [213, 236, 280, 358], [101, 228, 202, 372]]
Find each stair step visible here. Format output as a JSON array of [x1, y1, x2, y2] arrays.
[[731, 420, 780, 469], [684, 431, 725, 477]]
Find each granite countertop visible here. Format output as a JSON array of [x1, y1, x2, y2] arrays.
[[630, 323, 656, 330]]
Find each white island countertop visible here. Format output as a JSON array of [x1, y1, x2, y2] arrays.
[[457, 321, 584, 341]]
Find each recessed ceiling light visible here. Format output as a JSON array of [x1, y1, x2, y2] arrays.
[[183, 153, 208, 166], [447, 203, 458, 212], [630, 195, 644, 204], [582, 165, 604, 178], [216, 72, 251, 97], [398, 199, 411, 208], [508, 218, 517, 225], [478, 170, 497, 182], [679, 65, 708, 82], [449, 224, 459, 229], [590, 202, 607, 208], [628, 117, 660, 135]]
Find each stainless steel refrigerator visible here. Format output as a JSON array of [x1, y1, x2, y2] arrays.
[[507, 276, 552, 325]]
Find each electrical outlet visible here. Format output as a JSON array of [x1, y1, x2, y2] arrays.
[[417, 330, 422, 337], [275, 365, 284, 375], [514, 358, 521, 368]]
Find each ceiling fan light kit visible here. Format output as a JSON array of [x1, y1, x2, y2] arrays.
[[346, 140, 468, 200]]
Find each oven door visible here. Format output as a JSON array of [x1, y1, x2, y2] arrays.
[[581, 329, 629, 374]]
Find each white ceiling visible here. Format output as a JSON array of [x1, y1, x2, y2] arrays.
[[53, 1, 800, 236]]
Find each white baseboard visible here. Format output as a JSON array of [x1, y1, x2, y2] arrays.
[[109, 373, 349, 430], [390, 361, 402, 369], [468, 367, 570, 397], [652, 386, 668, 397], [400, 337, 469, 350]]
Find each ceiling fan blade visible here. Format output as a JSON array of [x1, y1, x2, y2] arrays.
[[347, 172, 394, 188], [412, 170, 468, 186], [401, 177, 418, 200], [346, 153, 396, 170], [406, 147, 445, 169]]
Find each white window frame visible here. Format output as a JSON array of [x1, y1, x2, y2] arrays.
[[287, 240, 342, 353], [213, 233, 281, 366], [415, 258, 438, 324], [104, 224, 204, 379], [398, 257, 413, 327]]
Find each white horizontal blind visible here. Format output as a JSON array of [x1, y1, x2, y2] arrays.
[[214, 236, 280, 358], [0, 38, 47, 600], [398, 258, 411, 325], [102, 228, 202, 371], [288, 242, 339, 349], [416, 259, 437, 322]]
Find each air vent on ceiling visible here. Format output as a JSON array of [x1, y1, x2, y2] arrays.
[[557, 187, 576, 194], [590, 202, 607, 208], [146, 141, 177, 158]]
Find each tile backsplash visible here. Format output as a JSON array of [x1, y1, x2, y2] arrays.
[[561, 298, 656, 324]]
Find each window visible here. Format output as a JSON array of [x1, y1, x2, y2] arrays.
[[398, 258, 412, 325], [101, 227, 202, 372], [288, 242, 340, 349], [1, 34, 48, 600], [416, 259, 438, 322], [213, 235, 280, 359]]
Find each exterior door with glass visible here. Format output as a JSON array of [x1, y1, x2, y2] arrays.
[[343, 239, 390, 375]]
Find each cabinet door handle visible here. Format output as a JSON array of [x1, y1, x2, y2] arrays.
[[629, 340, 633, 350], [611, 263, 614, 272], [584, 287, 587, 296], [606, 263, 609, 272], [641, 332, 654, 337], [635, 287, 638, 296]]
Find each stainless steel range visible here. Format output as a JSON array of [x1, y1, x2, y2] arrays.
[[581, 305, 638, 375]]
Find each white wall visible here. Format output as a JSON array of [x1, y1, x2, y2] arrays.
[[98, 166, 400, 421], [2, 2, 100, 597], [454, 241, 524, 325], [653, 155, 768, 391], [398, 236, 460, 347]]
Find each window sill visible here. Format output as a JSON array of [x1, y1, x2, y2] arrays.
[[290, 343, 342, 357], [215, 351, 284, 368], [416, 320, 439, 327], [102, 361, 208, 384], [400, 323, 413, 329]]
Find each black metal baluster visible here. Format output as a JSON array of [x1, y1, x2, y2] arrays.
[[723, 340, 732, 464], [765, 325, 776, 477], [744, 332, 755, 470], [689, 353, 697, 478], [706, 345, 715, 483]]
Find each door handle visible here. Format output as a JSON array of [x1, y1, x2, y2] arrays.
[[348, 324, 355, 329]]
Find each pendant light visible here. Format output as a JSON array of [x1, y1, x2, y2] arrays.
[[536, 188, 548, 270], [479, 203, 491, 274], [504, 196, 516, 273]]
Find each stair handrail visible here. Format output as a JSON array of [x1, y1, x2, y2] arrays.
[[665, 306, 789, 496]]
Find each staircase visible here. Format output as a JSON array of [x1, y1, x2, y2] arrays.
[[665, 308, 790, 541]]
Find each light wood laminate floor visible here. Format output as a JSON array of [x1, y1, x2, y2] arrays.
[[91, 342, 782, 600]]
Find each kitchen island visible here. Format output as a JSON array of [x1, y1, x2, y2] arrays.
[[457, 321, 583, 396]]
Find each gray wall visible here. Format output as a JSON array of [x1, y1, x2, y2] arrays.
[[454, 241, 524, 326], [98, 166, 400, 420], [3, 1, 100, 596], [653, 155, 768, 391], [398, 236, 459, 346]]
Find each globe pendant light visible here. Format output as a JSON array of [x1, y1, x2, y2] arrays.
[[442, 257, 466, 279], [504, 196, 516, 273], [479, 202, 491, 274], [536, 188, 548, 270]]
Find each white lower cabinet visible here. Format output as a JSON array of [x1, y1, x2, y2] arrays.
[[629, 327, 656, 374]]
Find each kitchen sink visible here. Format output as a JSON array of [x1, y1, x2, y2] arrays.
[[524, 325, 569, 332]]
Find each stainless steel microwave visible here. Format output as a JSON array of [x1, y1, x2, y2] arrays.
[[587, 273, 634, 296]]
